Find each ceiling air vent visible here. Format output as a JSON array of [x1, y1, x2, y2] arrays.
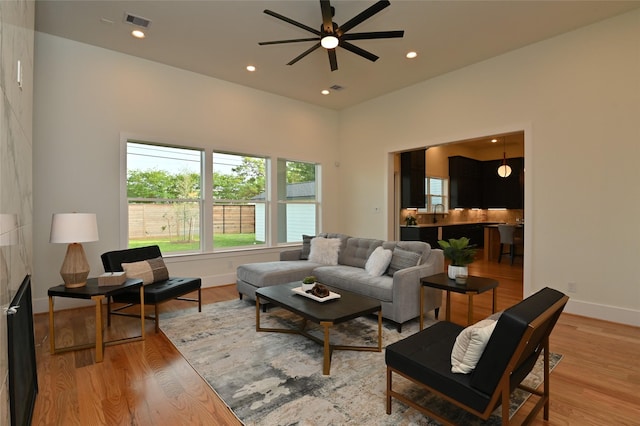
[[329, 84, 345, 91], [124, 13, 151, 28]]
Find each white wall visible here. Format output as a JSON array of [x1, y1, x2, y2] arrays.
[[338, 10, 640, 325], [33, 10, 640, 326], [33, 33, 341, 312]]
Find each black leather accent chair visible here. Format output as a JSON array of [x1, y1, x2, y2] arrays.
[[101, 245, 202, 333], [386, 287, 568, 425]]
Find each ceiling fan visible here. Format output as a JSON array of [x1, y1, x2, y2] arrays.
[[259, 0, 404, 71]]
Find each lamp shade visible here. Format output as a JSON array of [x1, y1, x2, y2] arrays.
[[497, 164, 512, 178], [50, 213, 99, 244]]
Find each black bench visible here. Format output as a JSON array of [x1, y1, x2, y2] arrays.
[[101, 245, 202, 333], [386, 287, 568, 425]]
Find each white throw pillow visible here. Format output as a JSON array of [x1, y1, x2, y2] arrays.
[[365, 246, 393, 276], [308, 237, 341, 265], [451, 319, 498, 374]]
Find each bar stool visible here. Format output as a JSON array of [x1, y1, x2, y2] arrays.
[[498, 224, 523, 265]]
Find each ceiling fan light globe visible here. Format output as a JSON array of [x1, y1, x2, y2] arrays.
[[321, 35, 339, 49], [497, 164, 512, 178]]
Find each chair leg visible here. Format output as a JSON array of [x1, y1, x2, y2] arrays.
[[107, 297, 112, 327], [434, 307, 440, 319], [198, 288, 202, 312], [154, 304, 160, 333], [498, 243, 504, 263]]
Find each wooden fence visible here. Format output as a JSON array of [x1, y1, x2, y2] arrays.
[[128, 204, 255, 240]]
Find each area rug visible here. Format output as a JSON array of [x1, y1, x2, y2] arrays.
[[161, 299, 562, 425]]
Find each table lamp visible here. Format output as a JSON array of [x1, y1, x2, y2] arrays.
[[49, 213, 99, 288]]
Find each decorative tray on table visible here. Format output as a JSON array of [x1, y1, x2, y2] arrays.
[[291, 286, 341, 302]]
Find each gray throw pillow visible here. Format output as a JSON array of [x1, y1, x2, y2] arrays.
[[387, 248, 422, 276], [300, 234, 314, 260]]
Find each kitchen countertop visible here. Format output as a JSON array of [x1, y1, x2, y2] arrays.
[[401, 222, 499, 228]]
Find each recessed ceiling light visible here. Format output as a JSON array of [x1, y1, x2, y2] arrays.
[[131, 30, 145, 39], [406, 51, 418, 59], [246, 65, 256, 72], [491, 138, 498, 143], [321, 89, 330, 95]]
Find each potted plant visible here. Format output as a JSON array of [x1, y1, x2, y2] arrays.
[[302, 275, 317, 291], [437, 237, 478, 280], [405, 214, 417, 226]]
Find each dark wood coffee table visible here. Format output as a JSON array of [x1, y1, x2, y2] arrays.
[[255, 282, 382, 375], [420, 272, 498, 328]]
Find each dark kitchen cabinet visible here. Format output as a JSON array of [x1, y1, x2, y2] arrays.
[[449, 155, 524, 209], [401, 149, 426, 208], [449, 156, 482, 208], [482, 157, 524, 209], [400, 226, 439, 249]]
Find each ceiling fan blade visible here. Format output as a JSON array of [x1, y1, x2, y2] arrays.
[[343, 30, 404, 41], [287, 43, 321, 65], [338, 0, 390, 34], [263, 9, 321, 36], [341, 41, 379, 62], [320, 0, 334, 34], [259, 37, 320, 45], [328, 49, 338, 71]]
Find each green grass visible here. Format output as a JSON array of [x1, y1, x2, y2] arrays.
[[129, 233, 264, 253]]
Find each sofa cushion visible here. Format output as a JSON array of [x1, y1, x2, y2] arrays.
[[451, 318, 497, 374], [387, 247, 422, 276], [300, 234, 314, 260], [383, 241, 432, 265], [340, 237, 383, 268], [365, 246, 393, 276], [122, 257, 169, 285], [237, 261, 318, 286], [316, 233, 349, 262], [308, 237, 341, 265], [313, 265, 394, 302]]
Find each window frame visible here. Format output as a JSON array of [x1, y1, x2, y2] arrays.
[[417, 176, 449, 214], [275, 158, 320, 244], [121, 136, 320, 254]]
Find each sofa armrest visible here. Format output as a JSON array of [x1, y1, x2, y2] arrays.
[[280, 249, 302, 261], [391, 249, 444, 317]]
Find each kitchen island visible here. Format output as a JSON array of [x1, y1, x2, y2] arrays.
[[400, 222, 496, 251]]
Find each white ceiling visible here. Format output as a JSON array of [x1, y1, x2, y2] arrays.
[[35, 0, 640, 110]]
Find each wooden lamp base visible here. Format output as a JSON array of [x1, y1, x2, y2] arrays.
[[60, 243, 90, 288]]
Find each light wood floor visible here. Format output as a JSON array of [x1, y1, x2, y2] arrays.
[[31, 254, 640, 425]]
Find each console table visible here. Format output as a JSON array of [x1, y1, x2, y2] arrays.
[[420, 272, 498, 328], [48, 277, 144, 362]]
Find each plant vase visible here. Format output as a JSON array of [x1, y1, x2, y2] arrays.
[[301, 282, 315, 291], [448, 265, 468, 280]]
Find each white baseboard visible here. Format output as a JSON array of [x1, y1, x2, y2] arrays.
[[565, 298, 640, 327]]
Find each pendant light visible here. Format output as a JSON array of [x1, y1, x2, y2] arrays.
[[497, 138, 512, 178]]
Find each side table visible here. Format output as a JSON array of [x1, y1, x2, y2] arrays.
[[48, 277, 144, 362], [420, 272, 498, 329]]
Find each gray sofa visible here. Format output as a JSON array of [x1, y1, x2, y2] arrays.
[[236, 233, 444, 331]]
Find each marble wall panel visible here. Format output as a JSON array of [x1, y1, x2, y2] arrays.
[[0, 0, 35, 424]]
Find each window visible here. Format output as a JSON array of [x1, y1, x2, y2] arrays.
[[125, 140, 320, 253], [425, 176, 449, 213], [127, 142, 202, 254], [276, 159, 318, 243], [212, 152, 267, 249]]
